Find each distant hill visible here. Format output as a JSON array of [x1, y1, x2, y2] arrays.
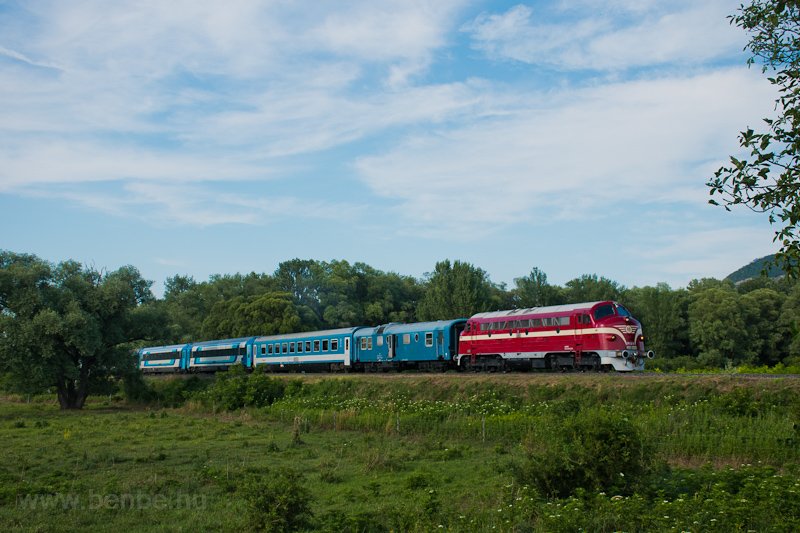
[[726, 254, 783, 283]]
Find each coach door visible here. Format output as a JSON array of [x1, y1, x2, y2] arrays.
[[387, 334, 395, 359], [344, 337, 351, 366]]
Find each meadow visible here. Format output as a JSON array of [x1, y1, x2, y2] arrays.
[[2, 372, 800, 532]]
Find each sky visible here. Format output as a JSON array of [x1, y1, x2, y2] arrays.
[[0, 0, 782, 295]]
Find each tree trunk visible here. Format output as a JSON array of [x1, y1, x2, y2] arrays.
[[56, 379, 88, 410]]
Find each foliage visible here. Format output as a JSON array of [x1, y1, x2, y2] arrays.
[[0, 251, 165, 409], [194, 368, 287, 411], [512, 267, 563, 307], [240, 469, 313, 532], [201, 292, 302, 339], [4, 375, 800, 530], [563, 274, 624, 303], [624, 283, 688, 358], [708, 1, 800, 277], [417, 259, 495, 320], [514, 409, 652, 498], [688, 287, 750, 365]]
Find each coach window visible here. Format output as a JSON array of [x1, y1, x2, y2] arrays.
[[282, 343, 288, 354], [331, 339, 339, 351], [290, 342, 295, 353], [305, 341, 312, 352], [361, 338, 367, 350], [314, 340, 320, 352], [425, 333, 433, 347], [414, 333, 419, 343], [297, 342, 304, 353], [323, 340, 329, 351], [261, 345, 266, 356], [558, 317, 570, 326], [377, 336, 383, 347], [403, 334, 411, 345]]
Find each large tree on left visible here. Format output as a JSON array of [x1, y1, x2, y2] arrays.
[[0, 251, 164, 409]]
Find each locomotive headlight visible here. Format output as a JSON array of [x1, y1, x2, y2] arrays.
[[607, 334, 617, 341]]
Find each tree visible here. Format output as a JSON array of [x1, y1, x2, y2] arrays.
[[512, 267, 563, 308], [688, 287, 751, 366], [563, 274, 623, 303], [708, 1, 800, 277], [741, 288, 789, 364], [0, 252, 164, 409], [416, 260, 494, 320], [624, 284, 689, 359], [201, 292, 302, 339]]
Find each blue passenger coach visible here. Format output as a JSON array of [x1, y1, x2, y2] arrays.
[[188, 337, 256, 372], [252, 327, 360, 371], [353, 319, 467, 370], [138, 343, 191, 373]]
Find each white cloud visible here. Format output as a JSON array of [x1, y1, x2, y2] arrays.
[[355, 68, 776, 236], [464, 1, 744, 70], [640, 226, 778, 282]]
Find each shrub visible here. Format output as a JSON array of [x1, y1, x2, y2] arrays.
[[514, 409, 653, 498], [194, 368, 286, 411], [240, 469, 313, 532]]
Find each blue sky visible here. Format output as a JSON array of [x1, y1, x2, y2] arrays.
[[0, 0, 780, 295]]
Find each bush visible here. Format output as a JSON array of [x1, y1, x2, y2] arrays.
[[123, 373, 210, 407], [514, 409, 653, 498], [240, 469, 312, 532], [194, 368, 287, 411]]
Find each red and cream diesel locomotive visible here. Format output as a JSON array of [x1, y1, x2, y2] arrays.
[[458, 301, 653, 372]]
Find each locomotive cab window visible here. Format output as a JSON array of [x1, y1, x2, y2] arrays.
[[593, 304, 615, 321], [616, 304, 631, 317]]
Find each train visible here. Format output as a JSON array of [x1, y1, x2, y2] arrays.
[[138, 300, 654, 373]]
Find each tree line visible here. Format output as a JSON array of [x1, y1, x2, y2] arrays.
[[2, 251, 800, 408]]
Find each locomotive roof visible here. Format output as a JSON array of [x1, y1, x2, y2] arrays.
[[470, 301, 609, 320]]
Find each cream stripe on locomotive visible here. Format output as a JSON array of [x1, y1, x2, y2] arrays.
[[462, 326, 637, 341]]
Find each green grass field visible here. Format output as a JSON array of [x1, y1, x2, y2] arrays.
[[2, 373, 800, 531]]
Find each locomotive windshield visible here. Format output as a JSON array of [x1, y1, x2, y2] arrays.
[[616, 304, 631, 317], [593, 304, 615, 320]]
